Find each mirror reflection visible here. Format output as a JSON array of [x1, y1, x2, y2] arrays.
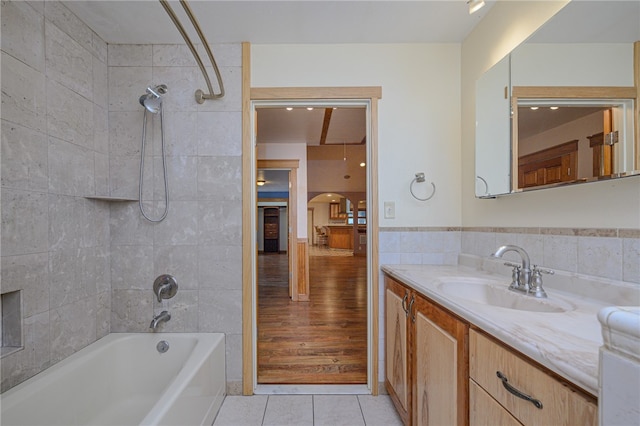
[[474, 1, 639, 197], [516, 100, 635, 189]]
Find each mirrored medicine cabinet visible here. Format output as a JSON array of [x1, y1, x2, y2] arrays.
[[475, 1, 640, 198]]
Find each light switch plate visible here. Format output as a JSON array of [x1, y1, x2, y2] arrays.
[[384, 201, 395, 219]]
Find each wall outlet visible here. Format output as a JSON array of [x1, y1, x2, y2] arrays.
[[384, 201, 395, 219]]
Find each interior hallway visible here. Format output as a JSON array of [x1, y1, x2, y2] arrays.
[[257, 251, 367, 384]]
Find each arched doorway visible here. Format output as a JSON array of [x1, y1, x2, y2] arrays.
[[308, 193, 367, 257]]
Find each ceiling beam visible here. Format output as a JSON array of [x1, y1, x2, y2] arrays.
[[319, 108, 333, 145]]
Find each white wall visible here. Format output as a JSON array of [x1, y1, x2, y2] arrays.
[[512, 43, 634, 87], [309, 201, 330, 228], [252, 44, 462, 227], [461, 1, 640, 229]]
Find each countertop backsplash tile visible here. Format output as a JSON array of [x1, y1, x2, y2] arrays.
[[380, 227, 639, 285]]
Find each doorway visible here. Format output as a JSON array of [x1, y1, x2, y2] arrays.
[[242, 87, 382, 395], [257, 162, 300, 302]]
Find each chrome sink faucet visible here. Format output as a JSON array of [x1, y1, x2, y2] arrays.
[[492, 245, 553, 298], [150, 310, 171, 329], [492, 245, 532, 293]]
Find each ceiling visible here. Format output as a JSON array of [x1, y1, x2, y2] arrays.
[[257, 106, 367, 194], [63, 1, 495, 45], [257, 106, 366, 146], [527, 1, 640, 43], [518, 106, 609, 141]]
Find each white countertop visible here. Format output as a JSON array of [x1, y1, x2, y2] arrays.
[[381, 262, 615, 397]]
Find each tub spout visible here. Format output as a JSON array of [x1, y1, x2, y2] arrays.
[[150, 310, 171, 329]]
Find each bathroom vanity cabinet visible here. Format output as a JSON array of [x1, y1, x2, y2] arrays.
[[469, 330, 597, 426], [385, 276, 469, 426], [384, 273, 597, 426]]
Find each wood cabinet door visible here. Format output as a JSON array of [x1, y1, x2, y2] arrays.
[[413, 296, 469, 426], [385, 279, 410, 424]]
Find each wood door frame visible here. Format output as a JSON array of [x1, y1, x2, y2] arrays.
[[258, 160, 299, 301], [242, 40, 382, 396]]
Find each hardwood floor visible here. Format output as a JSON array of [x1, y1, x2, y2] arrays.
[[257, 252, 367, 384]]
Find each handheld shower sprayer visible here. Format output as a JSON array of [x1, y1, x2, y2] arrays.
[[139, 83, 169, 222], [139, 84, 168, 114]]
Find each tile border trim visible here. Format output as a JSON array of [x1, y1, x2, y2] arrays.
[[379, 227, 640, 238]]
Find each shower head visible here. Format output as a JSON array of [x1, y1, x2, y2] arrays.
[[139, 84, 168, 113]]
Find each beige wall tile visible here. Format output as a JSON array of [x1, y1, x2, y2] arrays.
[[1, 121, 48, 192], [1, 1, 44, 72], [1, 52, 47, 132]]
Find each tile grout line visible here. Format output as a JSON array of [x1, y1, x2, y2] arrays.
[[261, 395, 269, 426], [356, 395, 367, 425]]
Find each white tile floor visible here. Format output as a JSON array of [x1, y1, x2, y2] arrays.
[[213, 394, 403, 426]]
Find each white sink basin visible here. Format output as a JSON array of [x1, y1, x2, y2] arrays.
[[437, 277, 574, 313]]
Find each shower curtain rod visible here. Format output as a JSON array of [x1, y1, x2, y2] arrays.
[[159, 0, 225, 102]]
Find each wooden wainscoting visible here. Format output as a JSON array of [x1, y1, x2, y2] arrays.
[[297, 239, 309, 301]]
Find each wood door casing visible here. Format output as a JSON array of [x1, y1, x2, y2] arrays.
[[588, 109, 614, 177]]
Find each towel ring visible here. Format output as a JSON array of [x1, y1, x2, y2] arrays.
[[410, 172, 436, 201]]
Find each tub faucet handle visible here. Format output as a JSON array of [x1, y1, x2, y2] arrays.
[[153, 274, 178, 303]]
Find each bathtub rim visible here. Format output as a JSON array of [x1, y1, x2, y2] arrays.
[[1, 332, 226, 425]]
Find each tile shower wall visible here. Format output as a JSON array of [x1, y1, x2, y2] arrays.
[[1, 1, 111, 391], [106, 43, 243, 387]]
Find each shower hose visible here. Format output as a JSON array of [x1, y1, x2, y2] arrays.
[[139, 107, 169, 222]]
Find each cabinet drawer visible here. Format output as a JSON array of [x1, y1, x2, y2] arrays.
[[469, 330, 596, 426], [470, 380, 521, 426], [264, 223, 278, 232]]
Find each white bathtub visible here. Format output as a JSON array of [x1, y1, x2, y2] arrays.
[[1, 333, 226, 426]]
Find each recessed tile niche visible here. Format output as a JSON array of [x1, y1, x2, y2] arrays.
[[1, 290, 23, 357]]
